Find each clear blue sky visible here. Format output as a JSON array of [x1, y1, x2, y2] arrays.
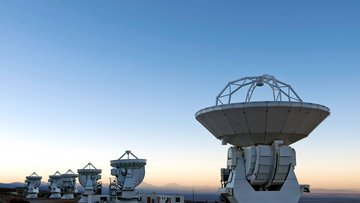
[[0, 1, 359, 190]]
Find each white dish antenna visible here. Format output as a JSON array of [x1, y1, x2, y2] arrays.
[[48, 171, 62, 199], [61, 169, 78, 200], [78, 163, 102, 203], [196, 74, 330, 203], [25, 172, 42, 199], [111, 150, 146, 199]]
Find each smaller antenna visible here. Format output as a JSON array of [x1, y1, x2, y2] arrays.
[[25, 172, 42, 199]]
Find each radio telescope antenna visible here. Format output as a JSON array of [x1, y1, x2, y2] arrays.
[[78, 163, 102, 203], [48, 171, 62, 199], [25, 172, 42, 199], [61, 169, 78, 200], [196, 74, 330, 203], [110, 150, 146, 201]]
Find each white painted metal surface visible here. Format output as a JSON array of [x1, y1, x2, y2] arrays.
[[78, 162, 102, 203], [48, 171, 62, 199], [61, 169, 78, 199], [196, 74, 330, 203], [196, 101, 330, 146], [25, 172, 42, 199], [111, 150, 146, 200], [219, 146, 301, 203]]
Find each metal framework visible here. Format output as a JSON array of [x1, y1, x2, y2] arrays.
[[118, 150, 139, 160], [28, 172, 40, 177], [82, 162, 98, 170], [52, 171, 61, 176], [64, 169, 77, 175], [216, 74, 302, 105]]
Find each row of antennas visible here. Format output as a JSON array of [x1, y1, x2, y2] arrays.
[[216, 74, 302, 105]]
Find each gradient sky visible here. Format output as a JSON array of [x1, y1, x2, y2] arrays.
[[0, 1, 359, 191]]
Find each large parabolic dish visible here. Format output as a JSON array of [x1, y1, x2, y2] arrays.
[[195, 74, 330, 147]]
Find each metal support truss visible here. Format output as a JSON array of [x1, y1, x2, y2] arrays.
[[216, 74, 302, 105]]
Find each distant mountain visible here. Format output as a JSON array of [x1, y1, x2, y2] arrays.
[[311, 188, 360, 194], [137, 182, 218, 194], [136, 182, 220, 201], [0, 182, 25, 188], [137, 182, 158, 189]]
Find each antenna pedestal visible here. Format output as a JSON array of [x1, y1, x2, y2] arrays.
[[220, 145, 302, 203], [26, 192, 39, 199], [49, 192, 61, 199]]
